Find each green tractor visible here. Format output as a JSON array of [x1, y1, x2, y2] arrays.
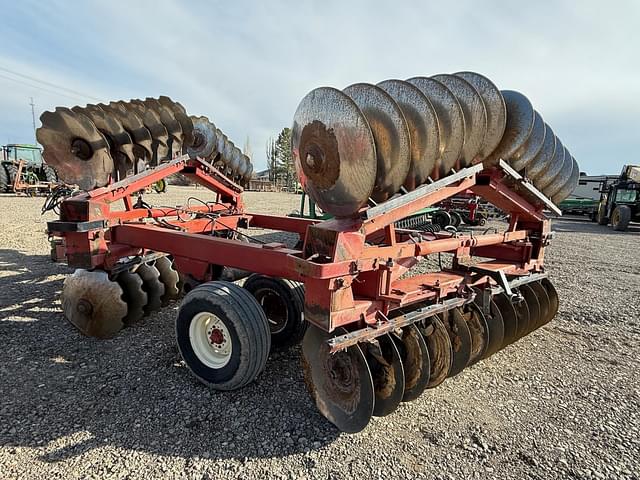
[[596, 165, 640, 231], [0, 144, 58, 192]]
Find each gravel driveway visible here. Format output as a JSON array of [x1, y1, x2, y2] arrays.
[[0, 188, 638, 479]]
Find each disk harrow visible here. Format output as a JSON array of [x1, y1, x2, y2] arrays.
[[292, 71, 580, 217], [43, 74, 573, 433], [36, 97, 253, 190]]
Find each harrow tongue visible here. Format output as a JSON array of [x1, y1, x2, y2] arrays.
[[42, 70, 578, 433]]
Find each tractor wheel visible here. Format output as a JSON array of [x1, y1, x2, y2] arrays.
[[0, 164, 8, 192], [153, 179, 167, 193], [596, 203, 609, 225], [176, 281, 270, 390], [450, 211, 463, 228], [432, 210, 452, 228], [43, 164, 58, 183], [243, 274, 306, 348], [611, 205, 631, 231], [5, 164, 18, 187]]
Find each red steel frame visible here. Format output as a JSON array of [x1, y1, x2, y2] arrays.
[[48, 155, 555, 336]]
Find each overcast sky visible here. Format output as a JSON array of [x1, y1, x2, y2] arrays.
[[0, 0, 638, 175]]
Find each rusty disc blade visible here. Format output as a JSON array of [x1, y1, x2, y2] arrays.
[[431, 74, 487, 167], [237, 154, 250, 178], [444, 307, 472, 377], [454, 71, 506, 159], [540, 278, 559, 325], [158, 96, 194, 147], [493, 292, 519, 348], [535, 137, 565, 190], [520, 285, 541, 336], [230, 146, 242, 174], [513, 295, 531, 340], [292, 87, 376, 217], [377, 80, 440, 190], [135, 263, 165, 314], [418, 315, 453, 388], [128, 100, 170, 164], [406, 76, 465, 177], [61, 269, 126, 338], [544, 147, 573, 198], [188, 116, 218, 159], [510, 111, 546, 172], [526, 122, 556, 181], [364, 334, 405, 417], [301, 325, 374, 433], [101, 102, 153, 161], [117, 270, 148, 325], [485, 90, 535, 166], [155, 256, 181, 305], [461, 303, 489, 366], [36, 107, 113, 190], [72, 104, 135, 169], [528, 281, 551, 331], [552, 157, 580, 204], [391, 324, 430, 402], [472, 288, 505, 359], [145, 98, 183, 156], [343, 83, 411, 202]]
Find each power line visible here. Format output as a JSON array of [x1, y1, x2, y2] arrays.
[[0, 72, 91, 103], [0, 65, 102, 102]]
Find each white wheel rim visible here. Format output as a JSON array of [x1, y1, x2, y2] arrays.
[[189, 311, 232, 369]]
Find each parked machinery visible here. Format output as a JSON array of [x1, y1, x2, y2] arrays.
[[0, 144, 58, 193], [596, 165, 640, 231], [41, 72, 578, 433]]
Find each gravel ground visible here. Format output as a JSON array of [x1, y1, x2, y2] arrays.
[[0, 187, 639, 479]]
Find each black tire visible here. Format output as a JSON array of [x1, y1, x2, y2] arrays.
[[432, 210, 452, 228], [5, 164, 18, 188], [176, 281, 270, 391], [43, 164, 58, 183], [0, 164, 8, 192], [597, 203, 609, 225], [450, 211, 463, 228], [611, 205, 631, 231], [243, 274, 306, 348]]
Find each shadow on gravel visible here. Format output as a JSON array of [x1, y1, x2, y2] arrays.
[[552, 216, 640, 236], [0, 248, 340, 464]]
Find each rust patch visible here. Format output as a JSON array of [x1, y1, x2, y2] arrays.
[[299, 120, 340, 190]]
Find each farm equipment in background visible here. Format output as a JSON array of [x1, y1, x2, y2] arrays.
[[558, 196, 599, 218], [39, 71, 579, 433], [0, 144, 58, 193], [596, 165, 640, 231]]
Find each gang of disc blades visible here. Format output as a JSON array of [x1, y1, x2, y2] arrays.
[[493, 292, 519, 348], [364, 334, 405, 417], [471, 287, 505, 359], [552, 157, 580, 204], [230, 146, 242, 174], [128, 100, 170, 163], [485, 90, 535, 166], [61, 269, 127, 338], [513, 295, 531, 340], [36, 107, 114, 190], [301, 325, 374, 433], [544, 146, 573, 198], [431, 74, 487, 166], [540, 278, 559, 325], [343, 83, 411, 202], [406, 76, 465, 177], [454, 71, 506, 159], [101, 102, 153, 161], [528, 281, 551, 331], [155, 256, 181, 305], [462, 303, 489, 366], [292, 86, 377, 217], [510, 110, 546, 172], [520, 284, 541, 336]]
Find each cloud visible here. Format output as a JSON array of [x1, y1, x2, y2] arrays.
[[0, 0, 638, 174]]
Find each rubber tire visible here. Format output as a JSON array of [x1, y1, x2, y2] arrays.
[[0, 164, 8, 192], [43, 164, 58, 183], [597, 203, 609, 225], [243, 274, 306, 349], [432, 210, 452, 228], [611, 205, 631, 231], [450, 211, 463, 228], [5, 164, 18, 188], [176, 281, 271, 391]]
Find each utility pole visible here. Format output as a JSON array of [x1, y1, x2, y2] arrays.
[[29, 97, 36, 143]]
